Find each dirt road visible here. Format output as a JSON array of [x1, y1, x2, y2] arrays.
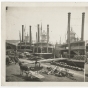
[[6, 60, 84, 82], [85, 63, 88, 82]]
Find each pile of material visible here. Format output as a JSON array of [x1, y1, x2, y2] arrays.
[[6, 55, 19, 65], [73, 55, 86, 60], [50, 61, 83, 71], [42, 66, 75, 80]]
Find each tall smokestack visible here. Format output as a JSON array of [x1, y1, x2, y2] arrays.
[[38, 24, 40, 42], [29, 26, 32, 45], [60, 37, 61, 44], [47, 25, 49, 42], [47, 24, 49, 53], [41, 23, 42, 35], [36, 31, 38, 53], [81, 12, 85, 41], [68, 12, 71, 59], [22, 25, 24, 42], [36, 32, 37, 43], [19, 31, 21, 43]]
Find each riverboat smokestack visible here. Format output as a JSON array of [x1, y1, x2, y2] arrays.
[[68, 12, 71, 59], [36, 32, 37, 43], [47, 24, 49, 53], [81, 12, 85, 41], [47, 24, 49, 42], [38, 24, 40, 42], [22, 25, 24, 42], [29, 26, 32, 45]]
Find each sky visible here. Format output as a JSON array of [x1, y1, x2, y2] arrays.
[[6, 6, 88, 44]]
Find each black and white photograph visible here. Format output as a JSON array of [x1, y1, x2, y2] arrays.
[[1, 2, 88, 84]]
